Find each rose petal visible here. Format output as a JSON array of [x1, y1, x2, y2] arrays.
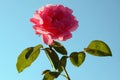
[[69, 19, 78, 32], [33, 25, 50, 34], [42, 34, 54, 45], [30, 18, 40, 25], [30, 4, 78, 45], [58, 31, 72, 41]]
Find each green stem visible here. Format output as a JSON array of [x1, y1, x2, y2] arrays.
[[48, 45, 71, 80], [62, 66, 71, 80]]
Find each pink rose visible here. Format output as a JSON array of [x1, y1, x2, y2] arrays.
[[30, 4, 78, 45]]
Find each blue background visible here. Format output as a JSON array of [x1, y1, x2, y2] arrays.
[[0, 0, 120, 80]]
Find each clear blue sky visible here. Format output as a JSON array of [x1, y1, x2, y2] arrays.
[[0, 0, 120, 80]]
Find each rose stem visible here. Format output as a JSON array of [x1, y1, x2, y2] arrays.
[[48, 45, 71, 80], [61, 66, 71, 80]]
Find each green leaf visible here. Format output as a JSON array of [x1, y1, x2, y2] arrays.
[[16, 44, 43, 73], [60, 56, 68, 68], [42, 70, 60, 80], [44, 48, 62, 72], [50, 41, 67, 55], [42, 70, 51, 75], [42, 71, 54, 80], [25, 47, 34, 59], [70, 52, 86, 67], [84, 40, 112, 56]]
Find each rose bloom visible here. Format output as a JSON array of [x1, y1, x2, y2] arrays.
[[30, 4, 78, 45]]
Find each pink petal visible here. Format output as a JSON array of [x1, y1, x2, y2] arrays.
[[58, 31, 72, 41], [33, 25, 50, 34], [30, 18, 40, 25], [69, 23, 78, 32], [42, 34, 54, 45], [30, 11, 43, 25]]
